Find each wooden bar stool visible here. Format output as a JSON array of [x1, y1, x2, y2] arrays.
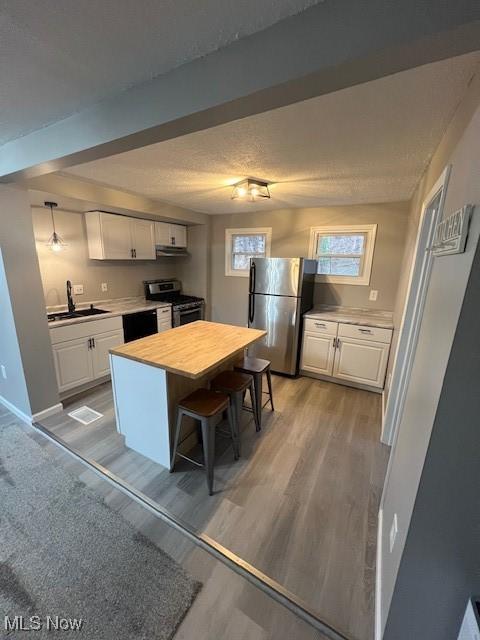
[[234, 356, 274, 429], [170, 388, 236, 495], [211, 370, 258, 444]]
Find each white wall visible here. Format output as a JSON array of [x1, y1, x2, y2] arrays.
[[379, 88, 480, 634]]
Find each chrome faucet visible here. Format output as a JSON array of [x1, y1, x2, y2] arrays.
[[66, 280, 76, 313]]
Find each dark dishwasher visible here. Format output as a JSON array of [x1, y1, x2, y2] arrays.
[[122, 309, 158, 343]]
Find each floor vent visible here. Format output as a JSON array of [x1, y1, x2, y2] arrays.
[[68, 406, 103, 425]]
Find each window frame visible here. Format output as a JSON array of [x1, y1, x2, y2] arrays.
[[308, 224, 377, 285], [225, 227, 272, 277]]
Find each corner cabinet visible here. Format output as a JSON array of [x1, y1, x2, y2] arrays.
[[300, 318, 392, 392], [85, 211, 156, 260], [50, 316, 124, 393]]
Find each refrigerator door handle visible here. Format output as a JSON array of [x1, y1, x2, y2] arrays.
[[248, 293, 255, 325], [249, 260, 256, 294]]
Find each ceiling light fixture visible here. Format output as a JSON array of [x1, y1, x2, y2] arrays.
[[231, 178, 271, 202], [45, 201, 67, 252]]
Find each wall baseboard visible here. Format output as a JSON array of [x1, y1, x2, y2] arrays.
[[32, 402, 63, 423], [0, 394, 32, 425], [375, 507, 384, 640]]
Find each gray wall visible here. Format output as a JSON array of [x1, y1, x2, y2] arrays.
[[0, 186, 59, 416], [32, 207, 191, 306], [210, 203, 409, 325], [379, 96, 480, 633], [0, 249, 32, 416], [384, 210, 480, 639]]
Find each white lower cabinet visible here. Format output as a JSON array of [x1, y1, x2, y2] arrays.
[[332, 337, 390, 388], [50, 316, 124, 393], [301, 319, 392, 391], [52, 338, 94, 392], [156, 306, 172, 333], [91, 330, 125, 379], [301, 331, 336, 376]]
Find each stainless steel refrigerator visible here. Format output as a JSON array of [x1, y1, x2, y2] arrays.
[[247, 257, 317, 375]]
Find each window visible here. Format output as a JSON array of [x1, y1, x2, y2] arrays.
[[308, 224, 377, 285], [225, 227, 272, 276]]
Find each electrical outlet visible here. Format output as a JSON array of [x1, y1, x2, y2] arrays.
[[369, 289, 378, 301], [73, 284, 84, 295], [1, 365, 6, 380], [101, 282, 108, 292], [389, 513, 398, 553]]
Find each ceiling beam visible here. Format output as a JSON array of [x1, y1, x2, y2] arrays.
[[2, 0, 480, 182], [26, 173, 208, 224]]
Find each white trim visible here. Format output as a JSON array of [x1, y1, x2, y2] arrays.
[[225, 227, 272, 277], [308, 224, 377, 285], [381, 166, 450, 445], [0, 394, 32, 425], [32, 402, 63, 423], [375, 507, 384, 640]]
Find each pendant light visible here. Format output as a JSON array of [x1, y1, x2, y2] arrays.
[[45, 201, 67, 252]]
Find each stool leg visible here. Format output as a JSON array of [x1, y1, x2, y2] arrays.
[[170, 409, 184, 472], [201, 417, 215, 495], [254, 372, 263, 429], [227, 400, 240, 460], [249, 381, 260, 431], [266, 368, 274, 411]]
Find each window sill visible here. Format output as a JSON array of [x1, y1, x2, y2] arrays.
[[315, 274, 370, 286]]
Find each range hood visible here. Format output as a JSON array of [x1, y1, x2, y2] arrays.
[[156, 245, 189, 257]]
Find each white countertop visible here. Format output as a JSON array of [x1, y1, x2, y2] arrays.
[[47, 297, 171, 328], [304, 305, 394, 329]]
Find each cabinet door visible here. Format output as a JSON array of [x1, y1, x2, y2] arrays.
[[52, 338, 93, 392], [131, 219, 155, 259], [170, 224, 187, 247], [101, 213, 133, 259], [155, 221, 171, 246], [332, 337, 389, 388], [91, 330, 125, 379], [300, 331, 336, 376], [158, 320, 172, 333]]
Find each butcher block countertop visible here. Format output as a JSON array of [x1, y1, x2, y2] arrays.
[[109, 320, 266, 379]]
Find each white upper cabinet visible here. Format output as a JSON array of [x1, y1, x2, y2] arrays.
[[85, 211, 155, 260], [155, 221, 187, 248], [94, 212, 132, 260], [170, 224, 187, 247], [130, 218, 156, 259]]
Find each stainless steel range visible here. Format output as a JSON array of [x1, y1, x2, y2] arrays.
[[143, 279, 205, 327]]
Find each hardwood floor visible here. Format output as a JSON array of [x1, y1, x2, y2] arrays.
[[38, 375, 389, 640]]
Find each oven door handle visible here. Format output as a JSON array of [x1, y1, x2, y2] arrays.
[[179, 308, 201, 316]]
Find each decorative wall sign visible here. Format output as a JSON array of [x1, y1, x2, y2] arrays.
[[432, 204, 473, 257]]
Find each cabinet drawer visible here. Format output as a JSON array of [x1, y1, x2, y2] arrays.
[[304, 318, 338, 336], [338, 323, 392, 344], [157, 306, 171, 316], [50, 315, 123, 344]]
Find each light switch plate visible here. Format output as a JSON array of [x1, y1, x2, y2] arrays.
[[389, 513, 398, 553], [1, 365, 6, 379], [73, 284, 84, 295], [369, 289, 378, 301], [101, 282, 108, 292]]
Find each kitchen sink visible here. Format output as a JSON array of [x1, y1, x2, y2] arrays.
[[47, 307, 109, 322], [74, 307, 109, 317]]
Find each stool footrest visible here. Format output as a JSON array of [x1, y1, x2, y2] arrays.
[[176, 452, 205, 469]]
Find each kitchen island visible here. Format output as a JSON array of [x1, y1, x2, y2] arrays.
[[109, 321, 266, 467]]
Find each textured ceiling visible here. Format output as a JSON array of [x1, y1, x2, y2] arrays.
[[64, 54, 480, 214], [0, 0, 319, 144]]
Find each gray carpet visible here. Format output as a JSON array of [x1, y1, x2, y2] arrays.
[[0, 416, 201, 639]]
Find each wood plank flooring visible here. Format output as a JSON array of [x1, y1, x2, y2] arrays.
[[38, 375, 389, 640], [0, 404, 328, 640]]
